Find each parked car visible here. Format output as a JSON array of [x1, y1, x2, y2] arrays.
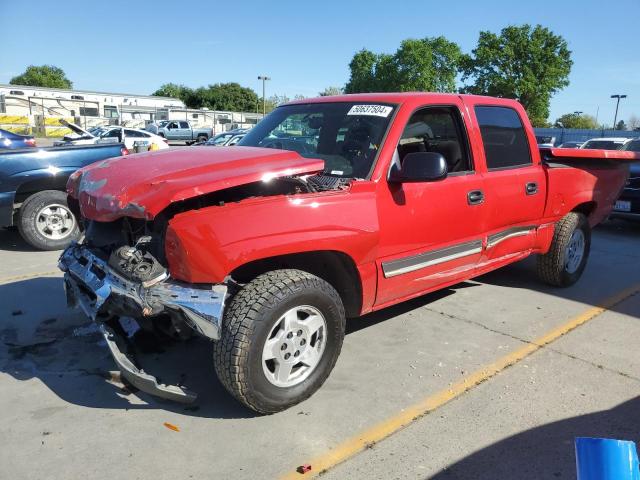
[[535, 135, 556, 147], [0, 143, 128, 250], [196, 129, 247, 146], [54, 123, 169, 151], [151, 120, 212, 144], [59, 93, 637, 413], [0, 128, 36, 149], [580, 137, 630, 150], [198, 132, 246, 146], [610, 138, 640, 221], [558, 141, 584, 149]]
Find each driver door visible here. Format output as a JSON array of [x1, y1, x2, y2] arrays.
[[374, 104, 488, 307]]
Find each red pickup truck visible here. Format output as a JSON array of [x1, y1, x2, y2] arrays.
[[59, 93, 636, 413]]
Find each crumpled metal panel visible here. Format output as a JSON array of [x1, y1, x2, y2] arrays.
[[68, 146, 325, 222]]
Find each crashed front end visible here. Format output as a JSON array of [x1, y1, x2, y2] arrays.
[[59, 229, 227, 403], [58, 147, 328, 403], [59, 243, 227, 339]]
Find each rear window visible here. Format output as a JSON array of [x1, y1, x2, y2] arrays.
[[475, 106, 532, 169]]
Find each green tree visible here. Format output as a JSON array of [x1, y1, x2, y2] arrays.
[[345, 37, 462, 94], [616, 120, 627, 131], [204, 83, 259, 112], [554, 113, 598, 129], [152, 82, 260, 111], [319, 86, 344, 96], [345, 49, 378, 93], [10, 65, 73, 89], [460, 24, 572, 127], [151, 83, 192, 101]]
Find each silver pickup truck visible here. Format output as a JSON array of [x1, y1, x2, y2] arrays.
[[147, 120, 212, 144]]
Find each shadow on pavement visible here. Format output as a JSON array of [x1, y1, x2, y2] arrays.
[[0, 276, 473, 420], [0, 219, 637, 419], [476, 219, 640, 319], [0, 227, 40, 253], [0, 276, 254, 419], [429, 396, 640, 479]]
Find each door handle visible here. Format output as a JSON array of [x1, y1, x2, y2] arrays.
[[467, 190, 484, 205], [525, 182, 538, 195]]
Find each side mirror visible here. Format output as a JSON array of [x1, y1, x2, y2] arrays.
[[389, 151, 448, 183]]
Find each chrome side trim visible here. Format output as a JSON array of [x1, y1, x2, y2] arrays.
[[382, 240, 482, 278], [486, 225, 537, 249]]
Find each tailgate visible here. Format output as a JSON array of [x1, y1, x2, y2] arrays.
[[541, 148, 638, 227]]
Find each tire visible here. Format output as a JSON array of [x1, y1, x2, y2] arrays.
[[196, 134, 208, 144], [537, 212, 591, 287], [17, 190, 80, 250], [213, 269, 345, 414]]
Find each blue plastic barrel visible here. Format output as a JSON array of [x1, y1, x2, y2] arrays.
[[575, 437, 640, 480]]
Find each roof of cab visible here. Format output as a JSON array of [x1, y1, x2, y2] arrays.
[[285, 92, 519, 106]]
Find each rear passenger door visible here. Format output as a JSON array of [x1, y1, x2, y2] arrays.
[[179, 121, 191, 140], [469, 103, 546, 266]]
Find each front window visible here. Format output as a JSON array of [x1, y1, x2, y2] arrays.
[[239, 102, 396, 178], [101, 129, 122, 139]]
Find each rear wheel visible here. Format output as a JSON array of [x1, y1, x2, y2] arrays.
[[17, 190, 80, 250], [213, 269, 345, 414], [537, 212, 590, 287], [196, 134, 208, 144]]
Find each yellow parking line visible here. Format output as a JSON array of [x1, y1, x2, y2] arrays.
[[0, 270, 60, 285], [280, 283, 640, 479]]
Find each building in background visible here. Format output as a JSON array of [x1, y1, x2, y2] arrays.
[[0, 84, 262, 136]]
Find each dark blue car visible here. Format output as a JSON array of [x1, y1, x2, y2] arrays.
[[0, 128, 36, 149], [611, 138, 640, 221], [0, 143, 127, 249]]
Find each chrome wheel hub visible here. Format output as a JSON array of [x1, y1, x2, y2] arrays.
[[262, 305, 327, 388], [565, 229, 585, 274], [35, 204, 75, 240]]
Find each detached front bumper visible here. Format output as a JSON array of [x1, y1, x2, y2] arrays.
[[58, 244, 228, 403], [59, 244, 227, 340]]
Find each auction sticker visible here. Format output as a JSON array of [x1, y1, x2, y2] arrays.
[[347, 104, 393, 117]]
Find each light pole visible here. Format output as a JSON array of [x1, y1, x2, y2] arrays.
[[573, 111, 583, 116], [611, 94, 627, 129], [258, 75, 271, 116]]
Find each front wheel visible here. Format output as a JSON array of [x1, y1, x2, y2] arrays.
[[213, 269, 345, 414], [537, 212, 591, 287], [17, 190, 80, 250]]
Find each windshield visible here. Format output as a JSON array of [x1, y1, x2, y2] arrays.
[[582, 140, 623, 150], [239, 102, 396, 178]]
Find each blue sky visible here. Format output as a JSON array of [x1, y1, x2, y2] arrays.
[[1, 0, 638, 125]]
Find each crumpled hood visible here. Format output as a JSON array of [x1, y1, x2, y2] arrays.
[[68, 146, 325, 222]]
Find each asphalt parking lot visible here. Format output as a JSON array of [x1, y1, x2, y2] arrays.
[[1, 220, 639, 479]]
